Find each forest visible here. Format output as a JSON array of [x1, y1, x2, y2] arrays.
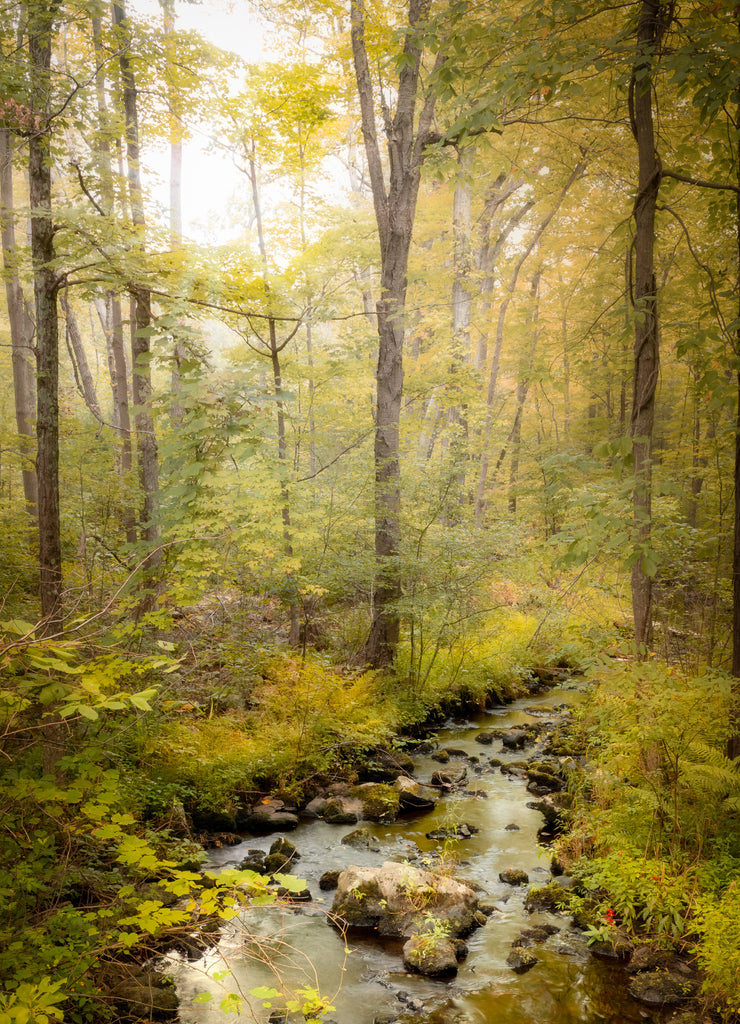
[[1, 0, 740, 1021]]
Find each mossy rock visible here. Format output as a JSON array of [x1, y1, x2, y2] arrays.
[[524, 883, 567, 912], [351, 783, 401, 822]]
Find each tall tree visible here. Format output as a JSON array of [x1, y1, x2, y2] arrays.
[[628, 0, 671, 651], [350, 0, 443, 666], [113, 0, 161, 571], [0, 127, 38, 519], [28, 0, 63, 631]]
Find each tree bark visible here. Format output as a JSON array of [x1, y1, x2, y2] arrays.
[[113, 0, 161, 568], [351, 0, 441, 667], [28, 0, 63, 633], [61, 293, 103, 422], [475, 162, 585, 525], [628, 0, 669, 652], [0, 127, 38, 519], [730, 29, 740, 758]]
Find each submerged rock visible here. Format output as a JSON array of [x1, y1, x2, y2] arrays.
[[341, 827, 381, 851], [628, 971, 692, 1007]]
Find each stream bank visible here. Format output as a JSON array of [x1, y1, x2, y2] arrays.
[[163, 682, 701, 1024]]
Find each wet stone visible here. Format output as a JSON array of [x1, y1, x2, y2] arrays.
[[628, 971, 692, 1007], [499, 867, 529, 885], [504, 823, 521, 831], [506, 947, 539, 974]]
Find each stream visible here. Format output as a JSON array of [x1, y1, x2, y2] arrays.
[[170, 686, 666, 1024]]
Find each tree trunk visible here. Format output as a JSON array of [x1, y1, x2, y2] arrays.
[[0, 127, 38, 519], [29, 0, 63, 633], [628, 0, 668, 652], [730, 42, 740, 759], [449, 149, 473, 501], [475, 163, 584, 525], [61, 293, 102, 422], [113, 0, 161, 568], [351, 0, 441, 667]]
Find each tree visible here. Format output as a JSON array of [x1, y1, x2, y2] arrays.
[[0, 126, 38, 520], [112, 0, 161, 573], [628, 0, 671, 652], [350, 0, 444, 666], [28, 0, 63, 632]]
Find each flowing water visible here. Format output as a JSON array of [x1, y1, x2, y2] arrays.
[[170, 687, 666, 1024]]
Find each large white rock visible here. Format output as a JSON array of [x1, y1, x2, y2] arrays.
[[330, 860, 479, 938]]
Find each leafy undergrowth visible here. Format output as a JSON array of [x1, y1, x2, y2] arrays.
[[558, 660, 740, 1021], [135, 655, 399, 812]]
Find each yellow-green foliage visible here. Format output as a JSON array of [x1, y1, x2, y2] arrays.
[[583, 660, 738, 851], [142, 656, 396, 808], [694, 883, 740, 1018], [568, 659, 740, 1017]]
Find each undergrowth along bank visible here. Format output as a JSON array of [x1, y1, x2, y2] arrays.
[[555, 660, 740, 1021]]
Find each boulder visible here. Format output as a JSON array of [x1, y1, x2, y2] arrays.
[[303, 796, 327, 818], [430, 767, 467, 789], [431, 749, 451, 764], [524, 882, 565, 912], [506, 947, 539, 974], [239, 850, 267, 873], [352, 782, 400, 822], [501, 729, 527, 750], [341, 827, 381, 851], [242, 806, 299, 834], [331, 861, 479, 938], [360, 746, 415, 781], [191, 809, 237, 833], [402, 934, 459, 977], [425, 824, 478, 841], [323, 798, 359, 825], [515, 924, 560, 946], [475, 731, 496, 745], [394, 776, 436, 813], [628, 971, 692, 1007], [499, 868, 529, 886], [113, 979, 179, 1020], [264, 837, 299, 874], [590, 937, 633, 962], [319, 870, 341, 891]]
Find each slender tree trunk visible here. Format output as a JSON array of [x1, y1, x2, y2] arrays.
[[502, 269, 541, 512], [475, 163, 584, 525], [29, 0, 63, 633], [113, 0, 161, 567], [351, 0, 441, 667], [91, 13, 136, 543], [161, 0, 187, 426], [449, 150, 473, 501], [628, 0, 668, 652], [730, 41, 740, 758], [61, 293, 102, 422], [245, 141, 301, 644], [0, 127, 38, 519]]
